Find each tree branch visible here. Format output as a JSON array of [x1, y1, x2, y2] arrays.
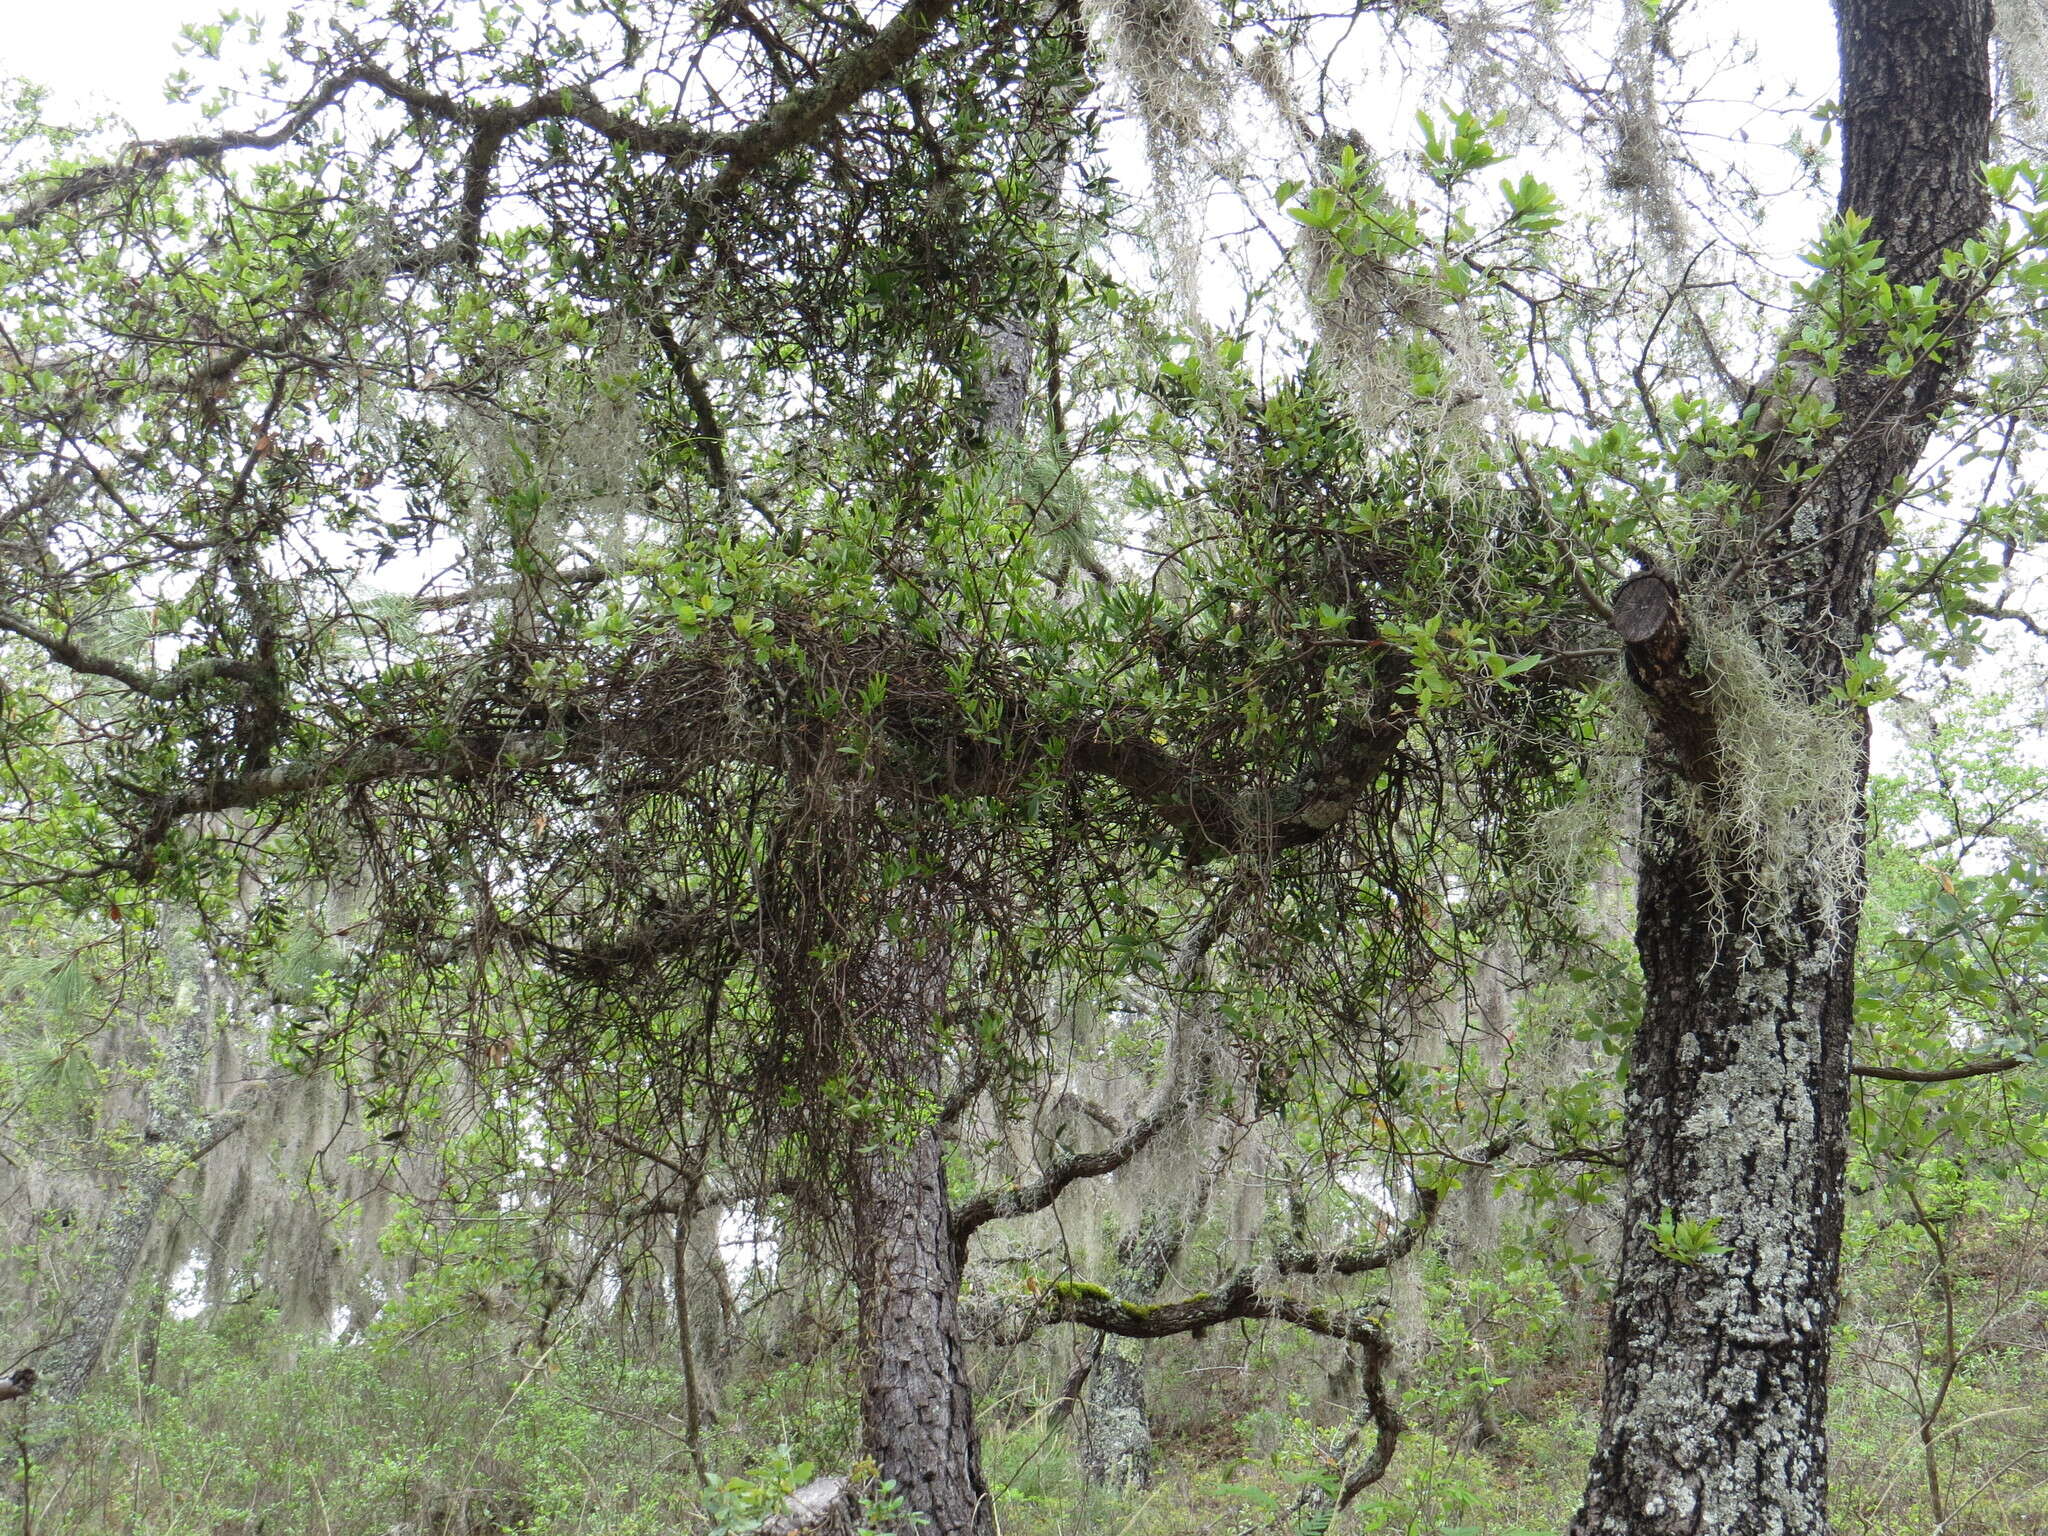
[[411, 564, 609, 614], [695, 0, 963, 192], [93, 638, 1396, 892], [1043, 1267, 1402, 1505], [0, 610, 267, 700], [1851, 1054, 2027, 1084], [1043, 1268, 1385, 1346], [1610, 571, 1717, 782], [1270, 1133, 1516, 1276], [950, 1098, 1176, 1254], [1, 70, 372, 231], [5, 0, 967, 236]]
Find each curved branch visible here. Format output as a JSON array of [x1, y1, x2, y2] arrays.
[[950, 1098, 1176, 1254], [1, 70, 371, 231], [1271, 1132, 1516, 1276], [1045, 1269, 1402, 1506], [951, 881, 1250, 1254], [0, 610, 267, 700], [1044, 1269, 1384, 1347], [5, 0, 965, 235], [90, 639, 1395, 892]]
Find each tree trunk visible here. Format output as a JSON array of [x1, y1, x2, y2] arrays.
[[850, 1127, 992, 1536], [45, 945, 250, 1405], [682, 1199, 730, 1420], [44, 1176, 175, 1405], [1572, 5, 1991, 1534], [1080, 1214, 1180, 1489]]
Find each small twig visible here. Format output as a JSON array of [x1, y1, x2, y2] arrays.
[[12, 1399, 29, 1536]]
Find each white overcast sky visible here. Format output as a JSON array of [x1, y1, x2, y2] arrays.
[[7, 0, 1841, 137], [5, 3, 275, 136]]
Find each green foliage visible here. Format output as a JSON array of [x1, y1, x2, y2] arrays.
[[2, 7, 2048, 1536], [1645, 1210, 1727, 1267]]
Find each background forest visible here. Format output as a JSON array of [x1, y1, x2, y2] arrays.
[[0, 0, 2045, 1533]]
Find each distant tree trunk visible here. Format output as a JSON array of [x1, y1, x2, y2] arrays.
[[133, 1247, 177, 1391], [1573, 5, 1992, 1534], [44, 951, 261, 1406], [682, 1200, 729, 1419], [672, 1202, 709, 1481], [44, 1177, 173, 1404], [850, 1128, 992, 1536], [1080, 1214, 1180, 1489], [1076, 935, 1240, 1490]]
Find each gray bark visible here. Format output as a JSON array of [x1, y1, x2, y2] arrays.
[[1080, 1213, 1181, 1489], [1573, 5, 1992, 1533], [42, 953, 263, 1405]]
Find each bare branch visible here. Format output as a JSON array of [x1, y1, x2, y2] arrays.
[[4, 0, 967, 236], [411, 565, 609, 614], [1851, 1054, 2028, 1084], [1271, 1132, 1516, 1277], [1, 70, 371, 231], [950, 1099, 1176, 1254]]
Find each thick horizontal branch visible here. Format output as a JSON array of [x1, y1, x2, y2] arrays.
[[107, 635, 1396, 889], [1851, 1054, 2026, 1084], [1042, 1269, 1388, 1348], [1067, 733, 1247, 860], [1068, 707, 1406, 863], [146, 728, 583, 818]]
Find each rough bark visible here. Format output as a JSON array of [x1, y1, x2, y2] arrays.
[[1065, 898, 1243, 1489], [850, 1129, 992, 1536], [42, 954, 265, 1406], [44, 1178, 176, 1405], [1080, 1214, 1180, 1489], [1572, 5, 1992, 1535]]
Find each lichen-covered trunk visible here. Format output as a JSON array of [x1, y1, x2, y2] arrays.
[[43, 1174, 178, 1404], [1574, 4, 1991, 1533], [46, 946, 249, 1406], [850, 1128, 991, 1536], [1570, 775, 1860, 1536], [1081, 1338, 1152, 1488], [1080, 1216, 1180, 1489]]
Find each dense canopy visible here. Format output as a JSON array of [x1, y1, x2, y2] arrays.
[[1, 1, 2046, 1533]]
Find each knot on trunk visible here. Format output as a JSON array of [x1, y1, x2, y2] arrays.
[[1612, 573, 1717, 783]]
